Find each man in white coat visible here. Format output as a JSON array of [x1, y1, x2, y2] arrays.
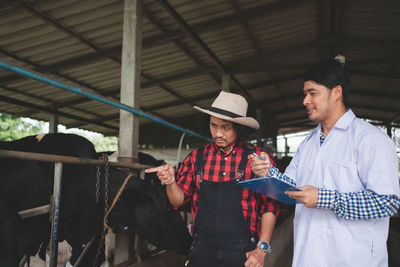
[[249, 56, 400, 267]]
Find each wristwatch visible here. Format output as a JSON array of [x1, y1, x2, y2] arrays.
[[257, 240, 271, 253]]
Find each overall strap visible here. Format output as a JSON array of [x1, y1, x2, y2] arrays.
[[236, 143, 256, 181], [194, 146, 206, 177]]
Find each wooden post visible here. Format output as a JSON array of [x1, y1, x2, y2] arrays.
[[115, 0, 142, 264]]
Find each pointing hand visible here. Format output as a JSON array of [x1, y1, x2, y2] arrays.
[[145, 164, 176, 185]]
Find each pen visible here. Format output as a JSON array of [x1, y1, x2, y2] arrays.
[[252, 152, 266, 161]]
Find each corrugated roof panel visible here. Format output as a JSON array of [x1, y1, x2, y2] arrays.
[[0, 11, 43, 35], [346, 1, 400, 38], [43, 0, 117, 19], [34, 0, 83, 11], [0, 0, 398, 142], [30, 46, 92, 65], [140, 86, 180, 107], [58, 2, 122, 25], [174, 0, 233, 25], [155, 103, 197, 118], [0, 6, 31, 25]]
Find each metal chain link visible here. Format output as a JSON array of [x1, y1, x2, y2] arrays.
[[104, 156, 110, 215], [93, 155, 110, 267], [95, 161, 101, 203]]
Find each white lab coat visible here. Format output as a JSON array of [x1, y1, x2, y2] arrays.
[[285, 110, 400, 267]]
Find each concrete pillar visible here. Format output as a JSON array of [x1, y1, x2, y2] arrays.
[[222, 73, 231, 92], [118, 0, 142, 164], [48, 114, 59, 133], [115, 0, 142, 265]]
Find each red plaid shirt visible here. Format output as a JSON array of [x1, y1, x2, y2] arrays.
[[176, 142, 279, 236]]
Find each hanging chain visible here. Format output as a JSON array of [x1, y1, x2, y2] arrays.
[[93, 154, 110, 267], [104, 156, 110, 216], [95, 161, 101, 203]]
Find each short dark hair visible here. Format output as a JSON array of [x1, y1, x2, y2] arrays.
[[233, 123, 255, 144], [303, 59, 350, 107]]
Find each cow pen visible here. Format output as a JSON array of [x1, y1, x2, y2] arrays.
[[0, 50, 211, 267], [0, 148, 152, 267], [0, 54, 207, 267], [0, 60, 205, 266]]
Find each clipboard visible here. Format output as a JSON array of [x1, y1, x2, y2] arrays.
[[237, 176, 301, 205]]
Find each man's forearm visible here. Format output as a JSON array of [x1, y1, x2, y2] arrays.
[[317, 188, 400, 219], [166, 183, 185, 208], [259, 212, 276, 242]]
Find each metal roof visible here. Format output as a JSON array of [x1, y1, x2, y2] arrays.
[[1, 0, 399, 146]]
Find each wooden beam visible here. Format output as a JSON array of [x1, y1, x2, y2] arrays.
[[228, 0, 265, 58], [157, 0, 258, 107], [18, 204, 50, 219], [143, 5, 221, 87]]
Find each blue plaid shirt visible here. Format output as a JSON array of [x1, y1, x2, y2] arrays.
[[267, 130, 400, 219]]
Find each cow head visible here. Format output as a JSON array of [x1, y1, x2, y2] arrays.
[[107, 169, 192, 255]]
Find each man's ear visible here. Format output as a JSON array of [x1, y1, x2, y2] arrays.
[[333, 85, 343, 101]]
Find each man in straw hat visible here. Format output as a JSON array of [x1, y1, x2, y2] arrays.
[[250, 57, 400, 267], [146, 91, 279, 267]]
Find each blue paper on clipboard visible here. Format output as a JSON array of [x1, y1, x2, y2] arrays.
[[237, 176, 301, 205]]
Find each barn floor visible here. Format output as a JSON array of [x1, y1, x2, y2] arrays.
[[126, 251, 186, 267]]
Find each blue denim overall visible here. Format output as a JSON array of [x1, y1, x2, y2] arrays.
[[187, 145, 257, 267]]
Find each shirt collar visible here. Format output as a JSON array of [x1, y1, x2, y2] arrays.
[[332, 109, 356, 130], [314, 109, 355, 137]]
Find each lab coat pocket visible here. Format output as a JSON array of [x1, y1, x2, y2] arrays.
[[325, 159, 361, 191], [313, 227, 351, 267]]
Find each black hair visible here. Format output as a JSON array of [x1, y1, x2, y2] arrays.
[[303, 59, 350, 107], [233, 123, 255, 144]]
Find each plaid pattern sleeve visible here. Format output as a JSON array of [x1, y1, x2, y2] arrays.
[[317, 188, 400, 219], [176, 150, 196, 205], [267, 165, 297, 186]]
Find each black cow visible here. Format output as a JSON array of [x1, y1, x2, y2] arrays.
[[0, 133, 191, 266]]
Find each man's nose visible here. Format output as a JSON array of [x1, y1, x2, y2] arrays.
[[303, 94, 310, 106], [215, 128, 223, 137]]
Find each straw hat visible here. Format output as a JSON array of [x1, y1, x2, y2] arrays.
[[193, 91, 260, 129]]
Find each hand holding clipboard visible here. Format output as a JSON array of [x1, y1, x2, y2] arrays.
[[247, 151, 272, 178], [245, 151, 301, 204]]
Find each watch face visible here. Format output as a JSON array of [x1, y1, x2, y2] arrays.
[[259, 241, 270, 252]]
